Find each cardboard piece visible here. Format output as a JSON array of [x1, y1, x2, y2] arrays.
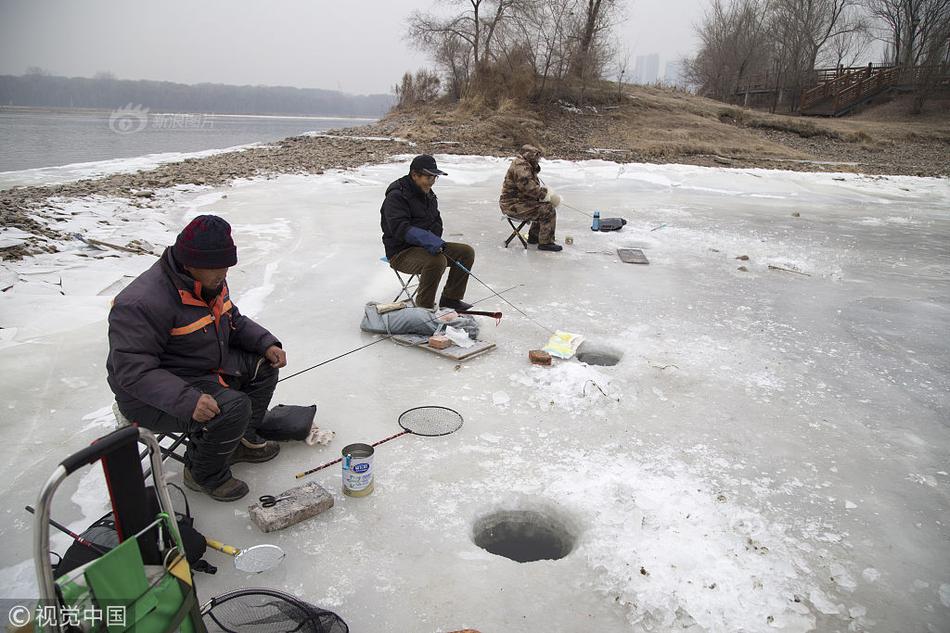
[[617, 248, 649, 264]]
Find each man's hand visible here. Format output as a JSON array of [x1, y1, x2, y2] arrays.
[[265, 345, 287, 368], [193, 393, 220, 423]]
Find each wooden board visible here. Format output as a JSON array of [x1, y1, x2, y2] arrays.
[[392, 334, 496, 360], [617, 248, 649, 264]]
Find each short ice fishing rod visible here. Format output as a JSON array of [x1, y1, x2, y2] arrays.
[[442, 254, 556, 335]]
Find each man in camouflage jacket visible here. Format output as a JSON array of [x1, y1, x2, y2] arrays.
[[499, 145, 562, 252]]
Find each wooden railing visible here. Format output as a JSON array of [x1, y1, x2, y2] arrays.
[[800, 64, 949, 114]]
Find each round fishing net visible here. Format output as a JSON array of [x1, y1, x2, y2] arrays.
[[234, 544, 285, 574], [203, 588, 348, 633], [397, 406, 464, 437]]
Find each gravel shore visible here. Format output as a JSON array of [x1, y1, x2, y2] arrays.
[[2, 108, 947, 260]]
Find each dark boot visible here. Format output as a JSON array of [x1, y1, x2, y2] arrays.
[[538, 243, 563, 252], [184, 467, 249, 502], [229, 438, 280, 464], [440, 297, 473, 311]]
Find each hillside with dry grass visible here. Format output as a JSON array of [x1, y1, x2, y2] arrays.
[[344, 84, 950, 177]]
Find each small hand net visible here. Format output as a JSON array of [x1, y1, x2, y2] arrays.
[[203, 588, 348, 633], [397, 406, 464, 437], [234, 544, 286, 574]]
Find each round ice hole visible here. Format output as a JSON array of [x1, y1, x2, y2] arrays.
[[575, 342, 623, 366], [472, 510, 576, 563]]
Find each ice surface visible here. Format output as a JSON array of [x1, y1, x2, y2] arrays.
[[1, 155, 948, 632]]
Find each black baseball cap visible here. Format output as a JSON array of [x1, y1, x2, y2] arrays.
[[409, 154, 447, 176]]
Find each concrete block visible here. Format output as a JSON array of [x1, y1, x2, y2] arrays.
[[249, 481, 334, 533]]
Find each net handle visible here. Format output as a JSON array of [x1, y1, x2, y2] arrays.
[[294, 430, 409, 479], [294, 406, 463, 480]]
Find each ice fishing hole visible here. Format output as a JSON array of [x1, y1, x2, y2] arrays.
[[472, 509, 577, 563], [575, 342, 623, 366]]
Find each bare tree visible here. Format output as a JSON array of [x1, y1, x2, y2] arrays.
[[393, 70, 442, 109], [819, 8, 874, 66], [687, 0, 772, 100], [613, 43, 631, 101], [865, 0, 950, 65]]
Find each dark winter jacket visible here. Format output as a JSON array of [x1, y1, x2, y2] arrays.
[[380, 175, 444, 259], [107, 248, 280, 420]]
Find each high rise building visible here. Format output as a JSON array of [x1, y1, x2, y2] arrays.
[[633, 54, 660, 84]]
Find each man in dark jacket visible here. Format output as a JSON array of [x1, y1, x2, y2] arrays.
[[107, 215, 287, 502], [380, 154, 475, 310]]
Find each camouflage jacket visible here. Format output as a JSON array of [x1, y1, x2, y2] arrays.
[[499, 154, 548, 215]]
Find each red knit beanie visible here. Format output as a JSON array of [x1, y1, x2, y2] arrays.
[[173, 215, 237, 268]]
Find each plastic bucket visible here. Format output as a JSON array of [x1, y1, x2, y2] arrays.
[[341, 443, 374, 497]]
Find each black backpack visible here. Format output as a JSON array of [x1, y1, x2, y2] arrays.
[[54, 485, 210, 578]]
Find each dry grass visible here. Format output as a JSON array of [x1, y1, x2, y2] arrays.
[[366, 82, 949, 175]]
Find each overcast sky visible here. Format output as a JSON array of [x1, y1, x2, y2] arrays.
[[0, 0, 704, 95]]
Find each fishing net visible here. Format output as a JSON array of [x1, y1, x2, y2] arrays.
[[233, 544, 286, 574], [203, 588, 348, 633], [397, 406, 464, 436]]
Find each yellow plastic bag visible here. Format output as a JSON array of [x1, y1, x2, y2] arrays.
[[542, 330, 585, 359]]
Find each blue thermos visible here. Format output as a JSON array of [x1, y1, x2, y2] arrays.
[[591, 211, 601, 231]]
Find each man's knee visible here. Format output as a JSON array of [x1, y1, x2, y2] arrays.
[[215, 390, 253, 426], [420, 253, 449, 274]]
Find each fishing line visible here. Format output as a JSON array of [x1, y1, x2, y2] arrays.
[[268, 283, 523, 388], [538, 175, 593, 219], [443, 254, 556, 335]]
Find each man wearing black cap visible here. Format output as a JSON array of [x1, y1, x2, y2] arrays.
[[380, 154, 475, 311], [107, 215, 287, 502]]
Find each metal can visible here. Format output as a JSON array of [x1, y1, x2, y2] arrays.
[[341, 443, 374, 497]]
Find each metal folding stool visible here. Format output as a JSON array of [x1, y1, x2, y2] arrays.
[[381, 256, 418, 304], [113, 402, 188, 467], [503, 216, 530, 249]]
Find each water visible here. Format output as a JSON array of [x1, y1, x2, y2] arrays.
[[0, 107, 375, 182]]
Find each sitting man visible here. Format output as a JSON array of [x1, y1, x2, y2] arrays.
[[500, 144, 563, 252], [107, 215, 287, 502], [380, 154, 476, 311]]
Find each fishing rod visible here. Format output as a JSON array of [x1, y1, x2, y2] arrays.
[[442, 254, 556, 335], [25, 505, 109, 556]]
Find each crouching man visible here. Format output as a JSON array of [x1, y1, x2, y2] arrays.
[[107, 215, 287, 501]]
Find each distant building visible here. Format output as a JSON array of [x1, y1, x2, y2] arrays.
[[664, 60, 688, 88], [633, 54, 660, 84]]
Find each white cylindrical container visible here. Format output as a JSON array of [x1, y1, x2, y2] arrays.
[[341, 443, 374, 497]]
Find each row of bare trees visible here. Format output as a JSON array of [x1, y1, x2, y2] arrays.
[[687, 0, 950, 110], [394, 0, 625, 107]]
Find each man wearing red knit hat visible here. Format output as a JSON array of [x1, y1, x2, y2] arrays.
[[107, 215, 287, 501]]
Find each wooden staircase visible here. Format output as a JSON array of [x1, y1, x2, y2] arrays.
[[800, 64, 949, 116]]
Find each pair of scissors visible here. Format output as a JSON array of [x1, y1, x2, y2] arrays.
[[259, 493, 292, 508]]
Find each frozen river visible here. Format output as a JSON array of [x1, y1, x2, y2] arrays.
[[1, 155, 948, 632]]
